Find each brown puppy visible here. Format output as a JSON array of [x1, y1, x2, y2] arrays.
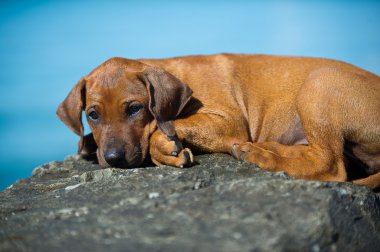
[[57, 54, 380, 189]]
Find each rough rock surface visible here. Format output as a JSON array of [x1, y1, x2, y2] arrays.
[[0, 154, 379, 252]]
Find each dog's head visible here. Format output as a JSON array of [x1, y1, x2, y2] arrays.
[[57, 57, 192, 168]]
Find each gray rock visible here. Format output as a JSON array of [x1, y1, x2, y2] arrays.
[[0, 154, 379, 252]]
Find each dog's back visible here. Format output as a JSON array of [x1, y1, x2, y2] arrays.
[[141, 54, 379, 143]]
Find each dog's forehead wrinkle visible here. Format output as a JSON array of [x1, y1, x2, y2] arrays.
[[86, 88, 112, 106], [90, 69, 144, 97], [87, 79, 125, 99], [95, 68, 124, 88]]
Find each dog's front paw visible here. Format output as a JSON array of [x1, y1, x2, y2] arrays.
[[150, 131, 194, 168]]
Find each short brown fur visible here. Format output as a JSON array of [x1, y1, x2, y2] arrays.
[[57, 54, 380, 190]]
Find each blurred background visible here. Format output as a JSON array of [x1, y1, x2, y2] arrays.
[[1, 0, 379, 190]]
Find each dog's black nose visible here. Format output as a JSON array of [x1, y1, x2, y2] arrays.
[[104, 149, 125, 167]]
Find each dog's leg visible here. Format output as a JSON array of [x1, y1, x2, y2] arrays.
[[150, 113, 249, 167], [353, 172, 380, 190], [232, 140, 347, 182], [233, 67, 380, 185], [233, 67, 357, 182]]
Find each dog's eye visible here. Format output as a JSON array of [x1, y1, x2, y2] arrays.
[[88, 111, 99, 121], [127, 104, 143, 117]]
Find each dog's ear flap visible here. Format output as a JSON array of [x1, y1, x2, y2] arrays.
[[56, 78, 87, 153], [140, 67, 193, 137]]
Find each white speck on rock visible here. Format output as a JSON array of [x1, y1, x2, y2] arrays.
[[312, 244, 320, 252], [193, 180, 202, 190], [233, 232, 242, 239], [65, 183, 85, 191], [148, 192, 159, 199]]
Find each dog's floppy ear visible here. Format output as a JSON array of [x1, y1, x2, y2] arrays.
[[56, 78, 89, 154], [140, 67, 193, 137]]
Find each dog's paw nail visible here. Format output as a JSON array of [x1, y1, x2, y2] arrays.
[[231, 144, 239, 159], [231, 150, 237, 159], [240, 151, 246, 161], [183, 151, 191, 166]]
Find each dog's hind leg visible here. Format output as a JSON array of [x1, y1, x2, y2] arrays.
[[354, 172, 380, 190], [231, 138, 348, 182], [233, 67, 380, 187]]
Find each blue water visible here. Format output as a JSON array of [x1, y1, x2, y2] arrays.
[[1, 0, 379, 191]]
